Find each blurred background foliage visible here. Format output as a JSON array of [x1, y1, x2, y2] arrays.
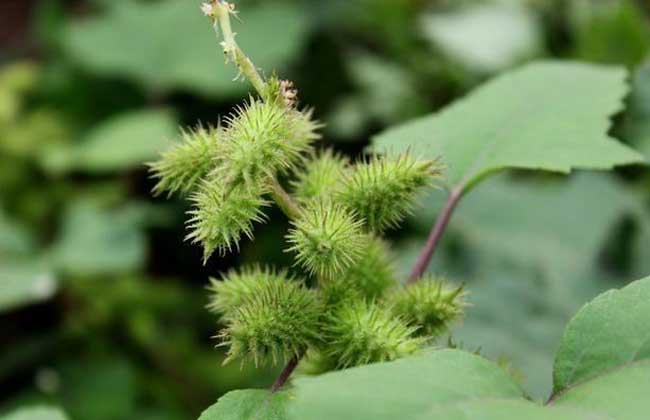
[[1, 0, 650, 418]]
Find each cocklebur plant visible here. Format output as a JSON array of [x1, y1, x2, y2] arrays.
[[147, 3, 650, 420], [149, 0, 465, 393]]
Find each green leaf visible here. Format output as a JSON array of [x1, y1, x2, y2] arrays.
[[288, 349, 523, 420], [552, 361, 650, 420], [552, 276, 650, 394], [397, 173, 646, 399], [420, 3, 543, 73], [62, 0, 308, 96], [70, 109, 177, 172], [372, 61, 644, 194], [198, 390, 288, 420], [0, 407, 68, 420], [413, 399, 603, 420], [0, 263, 57, 313], [50, 202, 147, 275], [58, 358, 136, 420]]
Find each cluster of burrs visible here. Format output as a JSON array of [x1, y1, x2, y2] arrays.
[[149, 0, 466, 374]]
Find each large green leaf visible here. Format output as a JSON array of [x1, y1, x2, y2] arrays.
[[397, 173, 644, 398], [413, 399, 603, 420], [288, 349, 523, 420], [552, 362, 650, 420], [198, 390, 288, 420], [552, 276, 650, 394], [0, 407, 68, 420], [50, 202, 147, 275], [372, 61, 644, 193], [69, 109, 177, 172], [62, 0, 308, 96]]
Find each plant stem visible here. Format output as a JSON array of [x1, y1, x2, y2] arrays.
[[211, 1, 267, 96], [269, 177, 302, 220], [270, 354, 301, 393], [407, 187, 463, 283], [205, 1, 308, 395]]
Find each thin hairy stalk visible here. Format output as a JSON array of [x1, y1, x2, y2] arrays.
[[204, 2, 307, 392], [207, 1, 266, 96], [269, 177, 302, 220], [407, 187, 463, 284], [270, 354, 301, 393]]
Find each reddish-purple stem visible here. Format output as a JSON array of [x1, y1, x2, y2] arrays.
[[270, 354, 300, 393], [407, 187, 463, 283]]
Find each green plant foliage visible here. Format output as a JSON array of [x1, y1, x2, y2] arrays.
[[338, 154, 441, 232], [551, 362, 650, 419], [61, 0, 309, 96], [0, 209, 33, 257], [321, 301, 424, 369], [187, 181, 269, 261], [0, 407, 68, 420], [623, 59, 650, 159], [289, 350, 524, 420], [571, 0, 650, 67], [0, 263, 57, 313], [372, 61, 645, 194], [286, 201, 365, 278], [150, 125, 223, 197], [0, 62, 39, 122], [56, 358, 137, 420], [197, 390, 287, 420], [552, 276, 650, 394], [327, 52, 425, 138], [51, 201, 148, 275], [291, 150, 349, 203], [221, 278, 320, 366], [285, 277, 650, 419], [387, 276, 466, 337], [401, 173, 649, 398], [421, 3, 543, 73], [0, 62, 70, 173], [66, 109, 177, 172]]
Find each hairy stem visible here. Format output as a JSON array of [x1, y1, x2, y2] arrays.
[[407, 187, 463, 284], [269, 177, 302, 220], [270, 354, 301, 393], [210, 1, 267, 96]]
